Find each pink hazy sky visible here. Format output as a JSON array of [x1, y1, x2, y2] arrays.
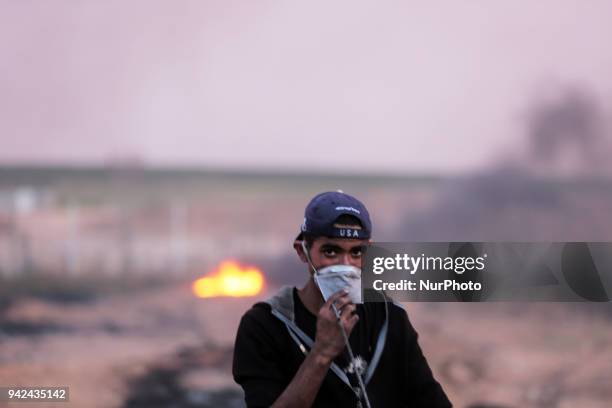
[[1, 1, 612, 173]]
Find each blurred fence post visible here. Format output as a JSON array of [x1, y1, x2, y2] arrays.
[[170, 201, 187, 275], [65, 204, 81, 275], [9, 188, 34, 276], [120, 206, 133, 276]]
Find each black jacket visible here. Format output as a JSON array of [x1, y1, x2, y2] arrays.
[[233, 286, 452, 407]]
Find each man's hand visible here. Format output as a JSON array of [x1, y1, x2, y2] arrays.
[[312, 289, 359, 363], [269, 290, 360, 408]]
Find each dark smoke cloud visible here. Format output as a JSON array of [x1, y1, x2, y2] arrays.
[[395, 85, 612, 242], [528, 87, 608, 174]]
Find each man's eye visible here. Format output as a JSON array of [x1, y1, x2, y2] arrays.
[[351, 249, 363, 257], [323, 249, 337, 257]]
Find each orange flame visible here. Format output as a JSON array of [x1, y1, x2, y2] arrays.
[[192, 261, 265, 298]]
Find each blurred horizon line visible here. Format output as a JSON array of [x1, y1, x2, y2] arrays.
[[2, 162, 612, 186], [0, 161, 446, 182]]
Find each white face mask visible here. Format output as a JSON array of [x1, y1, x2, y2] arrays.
[[314, 264, 363, 304], [301, 241, 363, 304]]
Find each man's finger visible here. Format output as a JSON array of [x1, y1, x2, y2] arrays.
[[337, 303, 356, 317], [319, 290, 348, 319], [332, 294, 353, 311], [324, 289, 348, 307], [344, 313, 360, 333], [340, 304, 357, 323]]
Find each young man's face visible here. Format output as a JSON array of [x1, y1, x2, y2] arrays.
[[297, 237, 369, 271]]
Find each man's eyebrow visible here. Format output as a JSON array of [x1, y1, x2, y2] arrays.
[[319, 244, 366, 252], [320, 244, 343, 252]]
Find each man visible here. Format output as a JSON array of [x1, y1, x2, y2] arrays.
[[233, 191, 451, 407]]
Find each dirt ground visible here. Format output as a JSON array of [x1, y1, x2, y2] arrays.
[[1, 283, 611, 408]]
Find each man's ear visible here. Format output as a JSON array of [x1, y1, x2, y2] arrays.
[[293, 240, 308, 263]]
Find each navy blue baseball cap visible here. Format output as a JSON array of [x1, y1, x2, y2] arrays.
[[296, 191, 372, 241]]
